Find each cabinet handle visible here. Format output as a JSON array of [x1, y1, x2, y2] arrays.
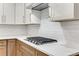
[[48, 7, 54, 21]]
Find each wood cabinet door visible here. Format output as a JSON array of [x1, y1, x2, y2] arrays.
[[16, 40, 36, 56], [7, 39, 16, 56], [16, 40, 48, 56], [0, 46, 6, 56], [0, 40, 6, 56], [16, 40, 22, 56], [16, 50, 22, 56], [20, 45, 35, 56]]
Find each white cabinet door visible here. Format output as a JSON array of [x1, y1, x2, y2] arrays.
[[4, 3, 15, 24], [25, 9, 31, 24], [49, 3, 74, 21], [0, 4, 3, 24], [31, 10, 41, 24], [15, 3, 25, 24]]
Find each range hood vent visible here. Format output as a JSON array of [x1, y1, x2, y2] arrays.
[[26, 3, 49, 11], [32, 3, 49, 11]]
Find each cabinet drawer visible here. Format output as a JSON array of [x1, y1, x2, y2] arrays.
[[0, 40, 6, 46]]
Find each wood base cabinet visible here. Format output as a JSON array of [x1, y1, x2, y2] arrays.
[[0, 40, 7, 56], [0, 39, 48, 56], [36, 50, 48, 56], [0, 39, 16, 56], [16, 40, 36, 56], [16, 40, 48, 56], [7, 39, 16, 56]]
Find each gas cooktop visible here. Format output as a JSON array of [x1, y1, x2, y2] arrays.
[[25, 37, 57, 45]]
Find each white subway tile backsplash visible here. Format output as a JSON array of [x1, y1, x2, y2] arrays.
[[0, 25, 27, 36], [38, 8, 66, 44], [61, 20, 79, 49]]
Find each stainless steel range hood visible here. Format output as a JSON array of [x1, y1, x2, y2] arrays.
[[26, 3, 49, 11]]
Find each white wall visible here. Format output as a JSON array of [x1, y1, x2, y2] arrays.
[[0, 25, 27, 36], [38, 8, 66, 44], [61, 21, 79, 49]]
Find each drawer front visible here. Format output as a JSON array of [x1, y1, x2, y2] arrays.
[[0, 40, 6, 46]]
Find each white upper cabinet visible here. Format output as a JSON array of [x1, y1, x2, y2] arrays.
[[0, 4, 3, 24], [15, 3, 25, 24], [3, 3, 15, 24], [49, 3, 79, 21], [25, 9, 31, 24]]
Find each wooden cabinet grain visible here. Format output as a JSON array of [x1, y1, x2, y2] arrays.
[[16, 40, 36, 56], [16, 40, 48, 56], [7, 39, 16, 56], [36, 50, 48, 56], [0, 40, 7, 56]]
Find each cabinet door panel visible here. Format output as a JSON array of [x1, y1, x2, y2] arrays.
[[0, 46, 6, 56], [20, 41, 36, 55], [53, 3, 74, 20], [25, 9, 31, 24], [20, 47, 34, 56], [8, 40, 16, 56], [4, 3, 15, 24], [0, 3, 3, 24], [16, 40, 36, 56], [16, 50, 22, 56], [0, 40, 6, 56], [15, 3, 25, 24]]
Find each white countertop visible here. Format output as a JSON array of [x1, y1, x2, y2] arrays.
[[0, 35, 78, 56]]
